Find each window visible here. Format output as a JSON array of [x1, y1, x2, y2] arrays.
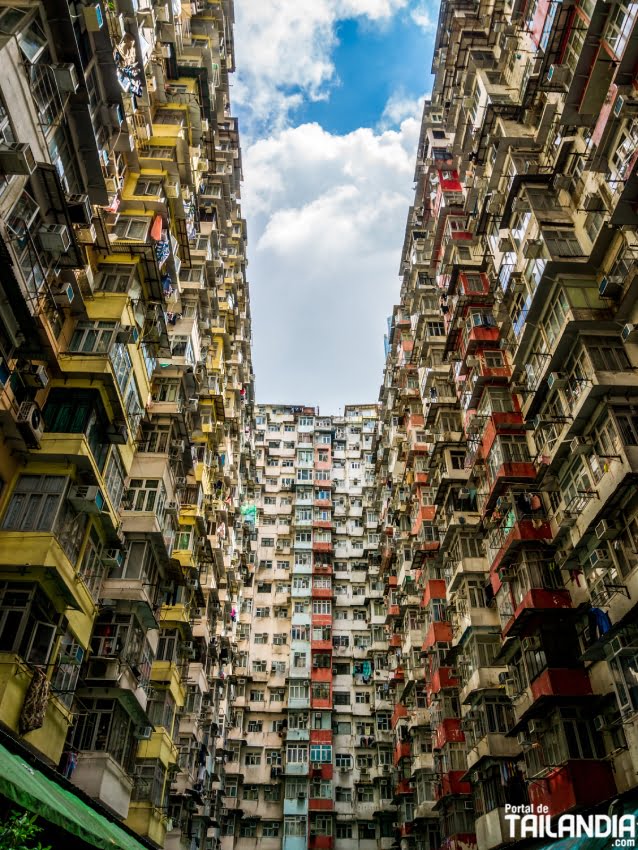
[[543, 228, 584, 258], [583, 336, 631, 372], [334, 692, 350, 706], [264, 785, 281, 801], [240, 822, 256, 838], [286, 744, 308, 763], [249, 690, 265, 703], [71, 698, 137, 768], [262, 822, 280, 837], [284, 817, 307, 837], [336, 823, 353, 839], [0, 583, 59, 666], [310, 744, 332, 763], [247, 720, 263, 733], [313, 600, 331, 615], [335, 753, 353, 769], [112, 217, 149, 241], [266, 749, 283, 765], [243, 785, 258, 800]]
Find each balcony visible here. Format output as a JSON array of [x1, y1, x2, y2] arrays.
[[499, 586, 573, 637], [393, 741, 411, 764], [0, 653, 73, 765], [528, 759, 616, 817], [433, 718, 464, 750], [487, 517, 553, 576], [422, 621, 453, 650], [0, 529, 97, 646], [436, 772, 471, 799], [529, 667, 592, 702], [71, 752, 134, 819]]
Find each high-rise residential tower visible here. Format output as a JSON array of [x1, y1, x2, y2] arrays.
[[0, 3, 253, 850], [221, 404, 395, 850], [377, 0, 638, 848]]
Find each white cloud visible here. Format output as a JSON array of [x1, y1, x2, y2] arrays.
[[233, 0, 410, 132], [410, 0, 438, 31], [379, 89, 426, 129], [242, 118, 421, 412]]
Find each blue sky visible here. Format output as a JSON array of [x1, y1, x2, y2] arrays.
[[297, 15, 433, 134], [233, 0, 436, 413]]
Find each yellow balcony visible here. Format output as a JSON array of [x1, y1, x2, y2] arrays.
[[171, 549, 195, 570], [150, 660, 185, 707], [84, 290, 130, 322], [136, 727, 178, 768], [159, 602, 190, 629], [126, 802, 166, 846], [0, 653, 73, 764], [0, 531, 96, 647], [56, 353, 127, 425]]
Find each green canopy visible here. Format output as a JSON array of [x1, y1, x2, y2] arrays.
[[0, 741, 151, 850]]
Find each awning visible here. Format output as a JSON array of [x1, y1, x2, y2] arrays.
[[0, 741, 151, 850]]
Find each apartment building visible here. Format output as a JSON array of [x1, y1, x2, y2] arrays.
[[218, 404, 396, 850], [0, 2, 253, 850], [377, 0, 638, 848]]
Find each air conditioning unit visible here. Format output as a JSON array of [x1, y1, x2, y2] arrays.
[[180, 641, 197, 659], [547, 372, 567, 390], [101, 548, 125, 568], [590, 547, 611, 568], [505, 678, 517, 698], [528, 719, 546, 736], [60, 643, 84, 665], [52, 63, 79, 93], [523, 238, 543, 259], [0, 142, 36, 175], [68, 484, 106, 514], [570, 436, 592, 455], [521, 636, 541, 652], [52, 282, 75, 306], [104, 176, 119, 196], [517, 731, 530, 747], [105, 422, 128, 444], [465, 355, 481, 368], [134, 725, 153, 740], [554, 508, 577, 529], [116, 326, 139, 344], [75, 224, 97, 244], [101, 103, 124, 128], [66, 194, 92, 225], [546, 64, 569, 86], [596, 519, 619, 540], [621, 323, 638, 343], [553, 173, 574, 191], [594, 714, 612, 734], [599, 275, 623, 297], [23, 364, 50, 389], [39, 224, 72, 254], [171, 439, 186, 453], [176, 477, 187, 487], [83, 3, 104, 30], [16, 402, 44, 447], [613, 94, 625, 117], [164, 178, 180, 198], [166, 501, 179, 515]]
